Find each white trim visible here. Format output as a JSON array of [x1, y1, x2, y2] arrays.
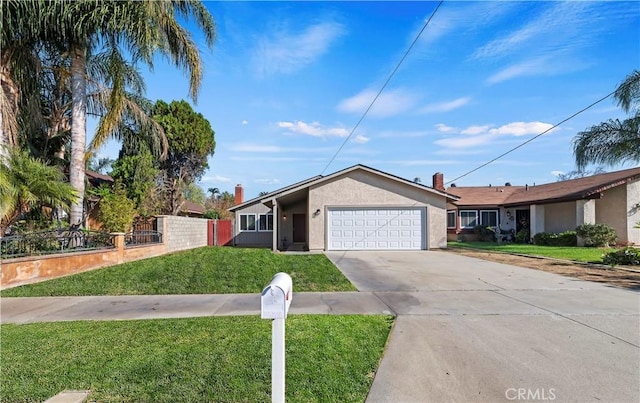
[[479, 210, 499, 227], [258, 213, 274, 232], [447, 210, 456, 229], [459, 210, 478, 229], [239, 213, 257, 232]]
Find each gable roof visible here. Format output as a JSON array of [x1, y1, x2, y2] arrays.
[[230, 164, 458, 211], [180, 200, 205, 215], [448, 166, 640, 207], [228, 175, 322, 212]]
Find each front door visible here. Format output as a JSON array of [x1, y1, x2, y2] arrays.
[[516, 209, 530, 233], [293, 214, 306, 243]]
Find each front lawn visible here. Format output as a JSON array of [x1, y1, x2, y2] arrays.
[[1, 247, 356, 297], [1, 315, 392, 402], [448, 241, 611, 263]]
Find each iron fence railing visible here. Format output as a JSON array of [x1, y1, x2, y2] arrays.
[[1, 229, 115, 259], [125, 230, 163, 247]]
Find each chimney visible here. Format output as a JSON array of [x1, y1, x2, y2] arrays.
[[432, 172, 445, 191], [234, 184, 244, 205]]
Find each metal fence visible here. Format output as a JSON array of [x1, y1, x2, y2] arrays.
[[1, 229, 115, 259], [125, 230, 163, 247]]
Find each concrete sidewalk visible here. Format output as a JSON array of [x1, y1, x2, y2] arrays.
[[0, 292, 393, 324]]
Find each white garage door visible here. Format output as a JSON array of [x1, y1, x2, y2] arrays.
[[328, 208, 425, 250]]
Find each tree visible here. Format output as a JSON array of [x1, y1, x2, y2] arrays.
[[152, 100, 215, 214], [573, 70, 640, 169], [0, 147, 77, 236], [183, 182, 206, 206], [3, 1, 216, 226], [555, 167, 606, 181]]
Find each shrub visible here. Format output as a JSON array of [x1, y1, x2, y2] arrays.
[[514, 229, 529, 243], [575, 223, 617, 247], [473, 225, 496, 242], [96, 183, 136, 233], [533, 231, 577, 246], [602, 247, 640, 266]]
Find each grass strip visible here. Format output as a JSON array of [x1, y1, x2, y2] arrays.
[[1, 315, 392, 402], [1, 247, 356, 297], [448, 241, 611, 263]]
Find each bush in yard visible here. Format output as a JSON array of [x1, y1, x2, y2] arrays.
[[515, 229, 529, 243], [575, 223, 617, 247], [602, 247, 640, 266], [474, 225, 496, 242], [95, 183, 136, 233], [533, 231, 577, 246]]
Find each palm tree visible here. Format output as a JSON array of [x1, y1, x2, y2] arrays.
[[0, 147, 77, 236], [10, 1, 215, 226], [573, 70, 640, 169]]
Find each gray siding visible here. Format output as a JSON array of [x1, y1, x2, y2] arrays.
[[234, 203, 273, 247]]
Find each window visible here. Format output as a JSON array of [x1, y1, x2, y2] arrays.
[[258, 213, 273, 231], [480, 210, 498, 227], [459, 210, 478, 229], [447, 211, 456, 229], [240, 214, 256, 231]]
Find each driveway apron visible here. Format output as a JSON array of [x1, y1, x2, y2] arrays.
[[325, 250, 640, 403]]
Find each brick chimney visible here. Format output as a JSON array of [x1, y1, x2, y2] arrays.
[[234, 184, 244, 205], [432, 172, 445, 191]]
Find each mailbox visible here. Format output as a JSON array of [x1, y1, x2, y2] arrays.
[[261, 272, 293, 319]]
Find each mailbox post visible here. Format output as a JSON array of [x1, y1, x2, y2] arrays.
[[261, 273, 293, 403]]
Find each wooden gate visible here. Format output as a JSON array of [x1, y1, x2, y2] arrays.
[[208, 220, 233, 246]]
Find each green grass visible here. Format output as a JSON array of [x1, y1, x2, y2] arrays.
[[448, 241, 612, 263], [1, 247, 356, 297], [1, 315, 393, 402]]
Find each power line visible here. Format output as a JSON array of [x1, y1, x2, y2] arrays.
[[320, 0, 445, 176], [444, 89, 618, 185]]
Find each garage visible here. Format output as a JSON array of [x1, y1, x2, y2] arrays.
[[327, 207, 426, 250]]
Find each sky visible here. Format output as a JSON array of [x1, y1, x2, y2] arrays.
[[92, 1, 640, 200]]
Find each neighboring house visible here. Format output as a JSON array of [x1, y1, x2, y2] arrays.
[[228, 164, 458, 251], [85, 170, 115, 230], [179, 200, 205, 218], [446, 167, 640, 245]]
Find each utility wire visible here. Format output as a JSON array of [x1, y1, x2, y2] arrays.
[[320, 0, 445, 175], [444, 89, 618, 185]]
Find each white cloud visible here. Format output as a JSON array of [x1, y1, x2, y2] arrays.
[[461, 125, 492, 136], [253, 21, 345, 77], [277, 121, 349, 138], [485, 57, 552, 84], [435, 124, 456, 133], [201, 174, 231, 183], [551, 170, 564, 177], [489, 121, 554, 137], [436, 121, 555, 149], [352, 134, 370, 144], [420, 97, 470, 114], [242, 120, 249, 125], [337, 88, 417, 118]]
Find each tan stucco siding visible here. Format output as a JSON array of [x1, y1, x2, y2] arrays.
[[307, 171, 447, 250], [626, 179, 640, 245], [233, 203, 272, 246], [544, 201, 576, 233], [596, 184, 629, 243]]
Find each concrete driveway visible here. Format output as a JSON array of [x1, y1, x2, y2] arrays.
[[325, 250, 640, 403]]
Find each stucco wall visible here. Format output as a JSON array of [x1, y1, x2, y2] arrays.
[[281, 199, 307, 248], [232, 203, 272, 247], [160, 215, 209, 253], [544, 201, 576, 233], [595, 184, 628, 243], [307, 170, 447, 250], [626, 178, 640, 245]]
